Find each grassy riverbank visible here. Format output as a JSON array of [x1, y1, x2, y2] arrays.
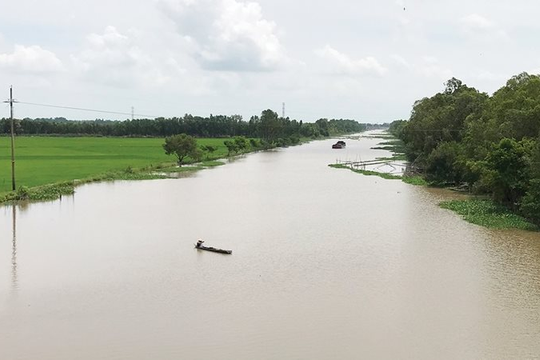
[[330, 132, 537, 230], [0, 137, 231, 202]]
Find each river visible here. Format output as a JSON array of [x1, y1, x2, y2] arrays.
[[1, 132, 539, 359]]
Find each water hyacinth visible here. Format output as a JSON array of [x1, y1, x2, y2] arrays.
[[439, 199, 537, 231]]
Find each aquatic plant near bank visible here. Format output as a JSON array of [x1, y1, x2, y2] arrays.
[[2, 183, 75, 202], [328, 164, 402, 180], [440, 199, 537, 231], [401, 176, 428, 186], [371, 139, 407, 155], [0, 162, 227, 204]]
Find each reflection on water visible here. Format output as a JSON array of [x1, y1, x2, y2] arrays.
[[0, 132, 539, 360], [11, 205, 17, 292]]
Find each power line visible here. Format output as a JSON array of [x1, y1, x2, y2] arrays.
[[17, 101, 160, 119]]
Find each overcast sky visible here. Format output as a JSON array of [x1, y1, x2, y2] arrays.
[[1, 0, 539, 122]]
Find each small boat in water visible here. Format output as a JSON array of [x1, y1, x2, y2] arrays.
[[332, 140, 346, 149], [195, 239, 232, 254]]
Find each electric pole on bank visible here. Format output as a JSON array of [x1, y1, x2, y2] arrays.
[[3, 86, 17, 191]]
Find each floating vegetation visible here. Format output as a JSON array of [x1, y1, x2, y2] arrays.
[[200, 160, 226, 167], [401, 176, 428, 186], [376, 154, 408, 161], [1, 183, 75, 203], [371, 139, 407, 154], [329, 164, 402, 180], [440, 199, 537, 231], [158, 160, 225, 173], [361, 134, 394, 139]]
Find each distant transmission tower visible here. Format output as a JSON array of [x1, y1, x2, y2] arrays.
[[131, 106, 134, 120], [282, 102, 285, 118]]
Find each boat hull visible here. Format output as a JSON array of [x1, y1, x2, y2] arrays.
[[196, 245, 232, 254]]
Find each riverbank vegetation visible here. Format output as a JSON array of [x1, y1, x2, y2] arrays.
[[440, 199, 537, 231], [390, 73, 540, 228], [328, 163, 402, 179], [1, 109, 365, 139], [1, 110, 365, 203]]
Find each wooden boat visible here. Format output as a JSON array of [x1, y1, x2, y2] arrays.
[[195, 242, 232, 254]]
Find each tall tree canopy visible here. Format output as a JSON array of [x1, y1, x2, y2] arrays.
[[391, 73, 540, 224]]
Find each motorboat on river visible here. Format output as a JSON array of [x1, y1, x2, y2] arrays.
[[332, 140, 346, 149]]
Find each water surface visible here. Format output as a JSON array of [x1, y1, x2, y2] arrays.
[[1, 133, 539, 359]]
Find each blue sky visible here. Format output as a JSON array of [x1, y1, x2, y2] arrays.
[[1, 0, 539, 122]]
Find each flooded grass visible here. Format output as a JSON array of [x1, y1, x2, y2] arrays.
[[1, 182, 76, 203], [329, 164, 402, 180], [371, 139, 407, 154], [440, 199, 538, 231], [361, 134, 394, 139], [376, 154, 408, 161], [402, 176, 428, 186]]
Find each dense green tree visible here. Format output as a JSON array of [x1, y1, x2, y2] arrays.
[[482, 138, 532, 208], [163, 133, 201, 165], [2, 112, 364, 140], [402, 79, 487, 165], [394, 73, 540, 221], [521, 179, 540, 223], [424, 142, 463, 185], [315, 118, 330, 136], [224, 140, 238, 156], [233, 136, 249, 153], [259, 109, 281, 142], [200, 144, 217, 160]]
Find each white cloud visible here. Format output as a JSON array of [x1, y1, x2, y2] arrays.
[[157, 0, 288, 71], [391, 54, 411, 70], [71, 26, 168, 87], [461, 14, 493, 30], [316, 46, 388, 77], [395, 0, 407, 10], [475, 70, 506, 82], [0, 45, 63, 73], [459, 14, 509, 42], [418, 57, 453, 80]]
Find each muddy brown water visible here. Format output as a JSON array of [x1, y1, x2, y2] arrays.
[[1, 132, 539, 359]]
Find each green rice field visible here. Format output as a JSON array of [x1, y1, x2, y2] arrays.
[[0, 136, 229, 195]]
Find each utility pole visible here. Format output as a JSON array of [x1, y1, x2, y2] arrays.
[[282, 102, 285, 118], [131, 106, 134, 120], [3, 86, 17, 191]]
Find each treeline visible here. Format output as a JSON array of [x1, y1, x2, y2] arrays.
[[0, 109, 365, 141], [390, 73, 540, 224]]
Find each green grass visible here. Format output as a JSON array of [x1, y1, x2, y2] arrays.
[[440, 199, 538, 231], [0, 136, 231, 197]]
